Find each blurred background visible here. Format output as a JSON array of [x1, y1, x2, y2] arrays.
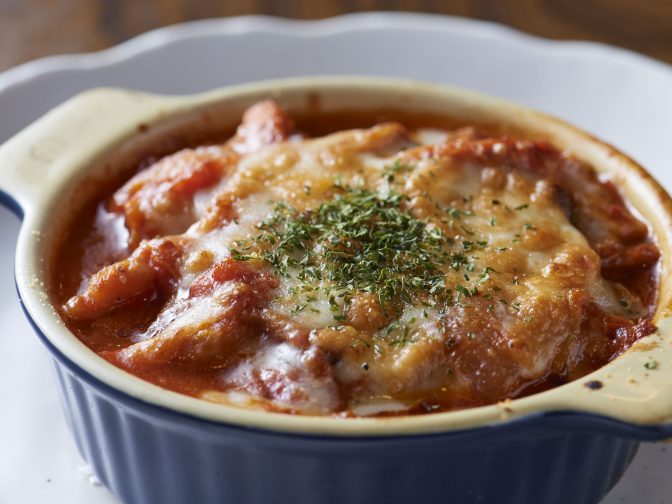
[[1, 0, 671, 72]]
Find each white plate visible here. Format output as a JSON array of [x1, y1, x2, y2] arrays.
[[0, 13, 671, 504]]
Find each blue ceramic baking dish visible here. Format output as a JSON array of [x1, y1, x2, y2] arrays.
[[2, 77, 672, 504]]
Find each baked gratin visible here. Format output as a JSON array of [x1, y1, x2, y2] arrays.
[[54, 101, 659, 416]]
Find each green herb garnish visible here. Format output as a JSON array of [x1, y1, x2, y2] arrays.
[[231, 186, 460, 323]]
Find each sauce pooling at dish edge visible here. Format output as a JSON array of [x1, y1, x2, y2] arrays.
[[54, 101, 659, 416]]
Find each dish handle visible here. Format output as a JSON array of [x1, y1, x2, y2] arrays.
[[518, 316, 672, 441], [0, 88, 173, 218]]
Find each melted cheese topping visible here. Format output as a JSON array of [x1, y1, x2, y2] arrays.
[[60, 104, 658, 416]]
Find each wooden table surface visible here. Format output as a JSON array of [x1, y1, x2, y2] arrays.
[[1, 0, 671, 72]]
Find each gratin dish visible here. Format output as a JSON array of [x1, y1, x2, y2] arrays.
[[1, 77, 672, 504]]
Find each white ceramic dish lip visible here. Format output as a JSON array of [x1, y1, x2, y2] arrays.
[[2, 75, 672, 437], [1, 12, 671, 99]]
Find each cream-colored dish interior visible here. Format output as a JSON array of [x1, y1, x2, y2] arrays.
[[2, 77, 672, 436]]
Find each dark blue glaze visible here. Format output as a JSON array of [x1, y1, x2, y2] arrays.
[[5, 185, 672, 503], [0, 188, 23, 219], [16, 294, 672, 504]]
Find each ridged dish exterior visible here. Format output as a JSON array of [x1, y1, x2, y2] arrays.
[[48, 346, 640, 504], [6, 78, 672, 503]]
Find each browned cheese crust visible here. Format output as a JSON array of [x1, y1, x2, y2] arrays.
[[56, 101, 658, 416]]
